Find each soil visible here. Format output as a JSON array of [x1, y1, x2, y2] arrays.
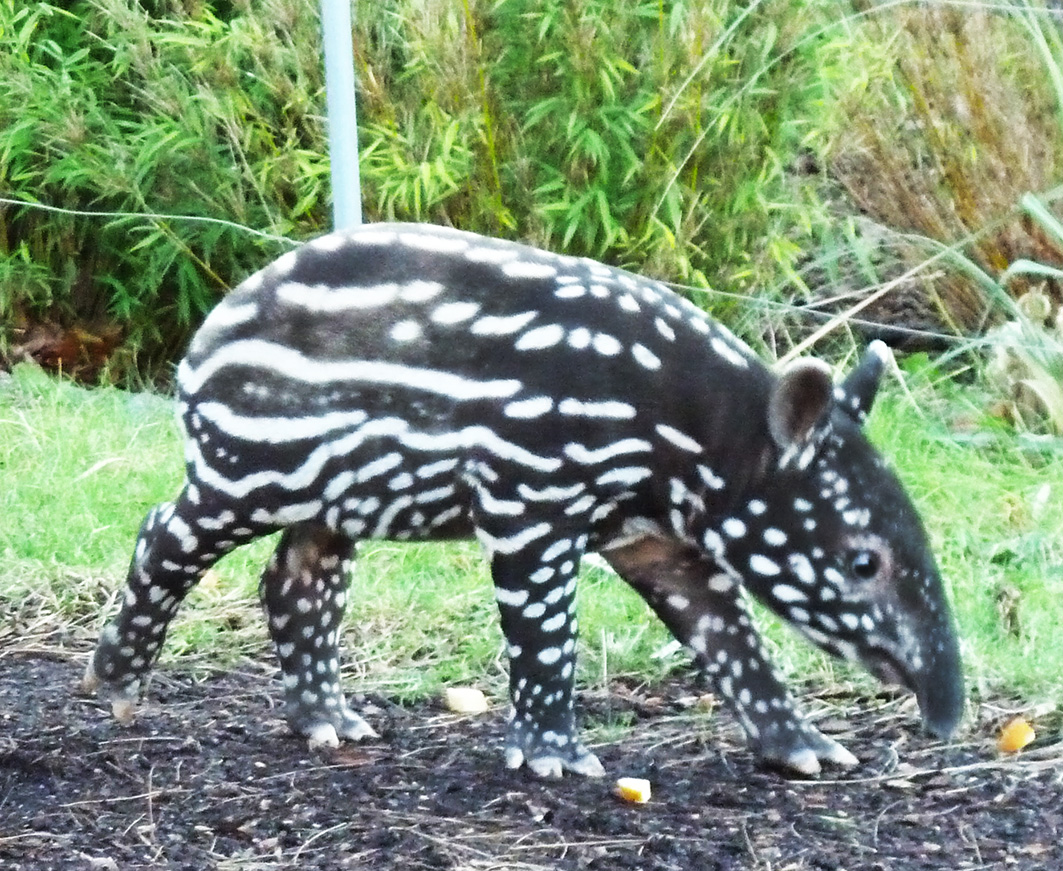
[[1, 653, 1061, 871]]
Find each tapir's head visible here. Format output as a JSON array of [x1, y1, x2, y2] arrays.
[[734, 341, 964, 739]]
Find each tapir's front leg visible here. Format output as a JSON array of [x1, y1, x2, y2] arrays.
[[602, 536, 858, 776]]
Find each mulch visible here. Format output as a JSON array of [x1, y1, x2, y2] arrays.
[[1, 653, 1060, 870]]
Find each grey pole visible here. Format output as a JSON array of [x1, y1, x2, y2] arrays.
[[320, 0, 362, 229]]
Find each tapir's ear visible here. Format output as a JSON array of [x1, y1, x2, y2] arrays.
[[837, 340, 891, 424], [768, 358, 834, 450]]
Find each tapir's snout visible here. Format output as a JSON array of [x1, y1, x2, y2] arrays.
[[871, 606, 964, 740], [914, 623, 964, 739]]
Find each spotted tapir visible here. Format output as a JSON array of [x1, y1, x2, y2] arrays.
[[84, 223, 964, 778]]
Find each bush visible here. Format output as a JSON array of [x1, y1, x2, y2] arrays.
[[0, 0, 329, 381], [1, 0, 844, 383]]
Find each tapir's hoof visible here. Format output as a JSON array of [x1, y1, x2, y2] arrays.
[[82, 658, 139, 726], [299, 707, 379, 751], [504, 742, 606, 779], [817, 737, 859, 769], [81, 659, 100, 695], [760, 727, 859, 777]]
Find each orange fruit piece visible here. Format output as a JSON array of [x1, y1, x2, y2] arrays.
[[997, 717, 1035, 753], [615, 777, 652, 803]]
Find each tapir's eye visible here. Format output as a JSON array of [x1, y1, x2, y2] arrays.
[[850, 549, 880, 581]]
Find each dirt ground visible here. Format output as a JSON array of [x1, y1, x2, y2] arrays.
[[1, 652, 1061, 871]]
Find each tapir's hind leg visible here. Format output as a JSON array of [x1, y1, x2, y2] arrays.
[[83, 485, 261, 722], [259, 522, 376, 750]]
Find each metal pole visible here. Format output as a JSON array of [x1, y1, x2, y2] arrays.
[[320, 0, 362, 229]]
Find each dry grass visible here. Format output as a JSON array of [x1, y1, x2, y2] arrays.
[[828, 1, 1063, 335]]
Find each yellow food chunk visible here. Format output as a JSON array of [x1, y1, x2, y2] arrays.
[[997, 717, 1035, 753], [615, 777, 652, 803], [444, 687, 489, 714]]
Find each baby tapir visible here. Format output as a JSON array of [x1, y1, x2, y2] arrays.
[[84, 223, 964, 778]]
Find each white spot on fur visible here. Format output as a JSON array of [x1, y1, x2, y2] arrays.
[[566, 327, 591, 349], [476, 522, 553, 557], [750, 554, 781, 576], [595, 467, 652, 487], [431, 301, 480, 324], [787, 553, 816, 585], [631, 343, 661, 370], [698, 465, 726, 490], [555, 284, 586, 299], [763, 528, 787, 547], [771, 583, 807, 603], [655, 423, 702, 453], [470, 311, 538, 336], [541, 612, 567, 633], [530, 567, 555, 584], [592, 333, 623, 356], [502, 260, 558, 280], [398, 230, 469, 254], [537, 647, 562, 665], [667, 594, 690, 611], [655, 318, 676, 341], [391, 320, 422, 342], [564, 439, 652, 464], [516, 323, 566, 350], [494, 586, 528, 607], [504, 396, 554, 419], [722, 518, 746, 538], [559, 398, 636, 419], [465, 244, 519, 264], [711, 335, 749, 368]]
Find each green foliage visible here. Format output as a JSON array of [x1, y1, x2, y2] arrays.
[[355, 0, 845, 298], [0, 0, 328, 378], [2, 0, 849, 382], [6, 0, 1063, 380], [0, 363, 182, 569]]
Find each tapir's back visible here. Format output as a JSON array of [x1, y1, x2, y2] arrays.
[[176, 223, 774, 517], [185, 223, 755, 374]]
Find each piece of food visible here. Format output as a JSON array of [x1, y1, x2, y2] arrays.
[[997, 717, 1035, 753], [615, 777, 652, 803], [444, 687, 489, 714]]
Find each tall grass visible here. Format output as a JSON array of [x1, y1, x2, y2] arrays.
[[352, 0, 853, 311], [825, 0, 1063, 340]]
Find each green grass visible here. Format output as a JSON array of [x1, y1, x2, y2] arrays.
[[0, 364, 179, 636], [2, 359, 1061, 719]]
